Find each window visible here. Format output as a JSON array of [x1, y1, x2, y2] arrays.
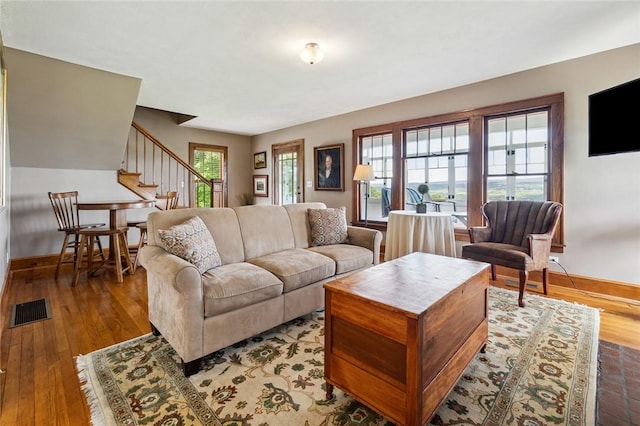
[[358, 133, 393, 221], [404, 122, 469, 227], [353, 94, 564, 250], [189, 143, 227, 207], [486, 110, 549, 202], [273, 139, 304, 205]]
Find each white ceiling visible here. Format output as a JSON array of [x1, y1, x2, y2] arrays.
[[2, 1, 639, 136]]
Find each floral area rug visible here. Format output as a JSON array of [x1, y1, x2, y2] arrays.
[[76, 287, 599, 425]]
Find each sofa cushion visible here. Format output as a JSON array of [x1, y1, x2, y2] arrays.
[[157, 216, 222, 274], [307, 244, 373, 274], [461, 242, 533, 271], [283, 202, 327, 248], [234, 205, 296, 260], [248, 248, 336, 292], [308, 206, 348, 246], [202, 262, 284, 317]]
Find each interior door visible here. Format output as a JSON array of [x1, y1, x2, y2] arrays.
[[272, 139, 304, 205]]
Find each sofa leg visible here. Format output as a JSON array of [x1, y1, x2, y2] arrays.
[[150, 322, 161, 336], [183, 359, 201, 377], [518, 270, 528, 308], [490, 264, 497, 281]]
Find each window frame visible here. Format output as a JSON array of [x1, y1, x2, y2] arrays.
[[352, 93, 564, 251], [188, 142, 228, 208]]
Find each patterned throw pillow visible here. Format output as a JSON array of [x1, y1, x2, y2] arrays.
[[308, 207, 348, 247], [157, 216, 222, 274]]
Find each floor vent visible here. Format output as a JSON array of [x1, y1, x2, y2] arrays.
[[9, 298, 52, 328]]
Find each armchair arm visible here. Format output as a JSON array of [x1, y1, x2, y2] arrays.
[[528, 233, 554, 269], [347, 225, 383, 265], [468, 226, 492, 243]]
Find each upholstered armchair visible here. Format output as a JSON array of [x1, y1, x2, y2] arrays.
[[461, 200, 563, 307]]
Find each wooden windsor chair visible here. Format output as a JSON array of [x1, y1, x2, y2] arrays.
[[48, 191, 106, 279]]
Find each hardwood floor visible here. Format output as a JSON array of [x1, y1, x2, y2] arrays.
[[1, 264, 639, 425]]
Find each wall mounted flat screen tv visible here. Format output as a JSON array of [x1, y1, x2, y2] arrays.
[[588, 77, 640, 157]]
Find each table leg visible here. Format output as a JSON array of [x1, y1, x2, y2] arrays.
[[107, 209, 128, 262]]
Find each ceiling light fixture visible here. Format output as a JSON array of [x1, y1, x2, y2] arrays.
[[299, 42, 324, 65]]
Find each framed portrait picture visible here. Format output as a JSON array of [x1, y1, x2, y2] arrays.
[[314, 144, 344, 191], [254, 151, 266, 169], [253, 175, 268, 197]]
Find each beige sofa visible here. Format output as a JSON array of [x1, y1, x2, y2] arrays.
[[139, 202, 382, 376]]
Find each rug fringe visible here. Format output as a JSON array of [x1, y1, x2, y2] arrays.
[[76, 354, 109, 426]]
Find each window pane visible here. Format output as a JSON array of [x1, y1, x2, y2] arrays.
[[487, 176, 509, 201], [487, 117, 507, 175], [487, 148, 506, 175], [508, 115, 527, 174], [278, 152, 297, 205], [429, 127, 442, 155], [528, 144, 547, 173], [418, 129, 428, 155], [454, 155, 468, 211], [406, 130, 417, 157], [455, 123, 469, 151], [360, 133, 393, 222], [487, 175, 547, 201], [442, 125, 454, 153], [514, 175, 547, 201]]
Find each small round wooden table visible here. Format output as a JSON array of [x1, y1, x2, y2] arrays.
[[76, 200, 155, 261]]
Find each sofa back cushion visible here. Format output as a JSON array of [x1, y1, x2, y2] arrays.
[[147, 208, 246, 264], [283, 202, 326, 248], [233, 205, 296, 260]]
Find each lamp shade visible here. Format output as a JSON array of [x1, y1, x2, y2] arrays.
[[353, 164, 375, 181]]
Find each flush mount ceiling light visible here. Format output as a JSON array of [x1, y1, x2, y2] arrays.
[[299, 42, 324, 65]]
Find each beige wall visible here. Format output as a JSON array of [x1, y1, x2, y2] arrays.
[[252, 43, 640, 286], [6, 48, 141, 170]]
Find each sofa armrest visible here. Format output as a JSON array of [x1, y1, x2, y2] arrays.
[[139, 245, 205, 363], [347, 226, 383, 265], [468, 226, 492, 243], [140, 245, 202, 293]]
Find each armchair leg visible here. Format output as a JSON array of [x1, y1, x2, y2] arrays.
[[542, 268, 549, 295], [518, 270, 528, 308]]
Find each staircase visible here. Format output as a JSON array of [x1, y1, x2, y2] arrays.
[[119, 121, 224, 208]]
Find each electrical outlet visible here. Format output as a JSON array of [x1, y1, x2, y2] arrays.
[[549, 256, 559, 263]]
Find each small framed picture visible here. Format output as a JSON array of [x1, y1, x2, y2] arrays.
[[254, 151, 266, 169], [253, 175, 268, 197], [314, 144, 344, 191]]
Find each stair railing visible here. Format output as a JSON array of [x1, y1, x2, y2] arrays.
[[121, 122, 224, 208]]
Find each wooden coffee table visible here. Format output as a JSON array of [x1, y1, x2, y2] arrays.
[[324, 252, 490, 425]]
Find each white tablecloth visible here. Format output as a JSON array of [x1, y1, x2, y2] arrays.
[[384, 210, 456, 261]]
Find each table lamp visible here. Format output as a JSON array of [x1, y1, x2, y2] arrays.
[[353, 164, 375, 227]]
